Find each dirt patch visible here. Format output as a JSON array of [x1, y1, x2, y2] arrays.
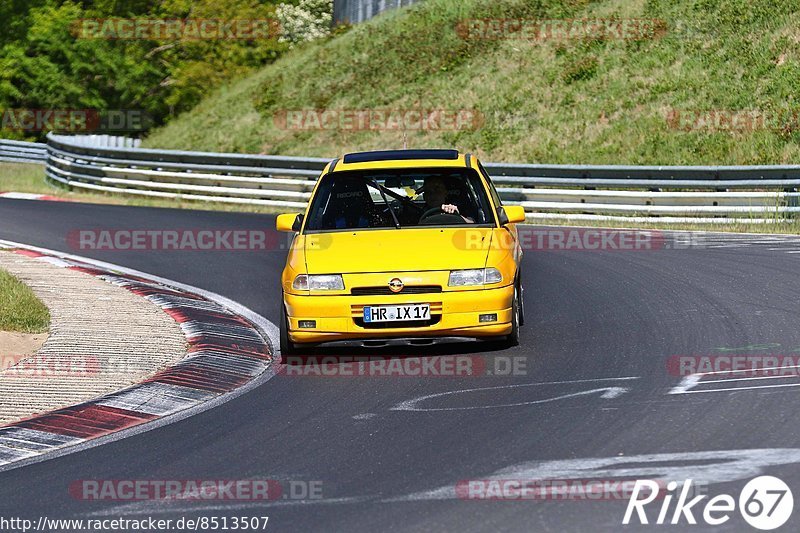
[[0, 331, 48, 364]]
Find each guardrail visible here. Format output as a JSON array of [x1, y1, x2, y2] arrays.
[[1, 134, 799, 224], [0, 139, 47, 164], [45, 134, 326, 210], [334, 0, 423, 25]]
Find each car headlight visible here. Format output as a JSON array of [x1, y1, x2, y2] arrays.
[[293, 274, 345, 291], [448, 268, 502, 286]]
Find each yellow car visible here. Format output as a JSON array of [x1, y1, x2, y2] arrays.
[[275, 149, 526, 354]]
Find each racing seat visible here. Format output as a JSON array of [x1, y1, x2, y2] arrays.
[[443, 178, 479, 222], [322, 179, 376, 229]]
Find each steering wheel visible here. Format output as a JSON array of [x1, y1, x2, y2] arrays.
[[419, 206, 466, 225], [420, 207, 445, 220]]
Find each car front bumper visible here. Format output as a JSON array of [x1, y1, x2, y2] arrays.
[[284, 284, 514, 345]]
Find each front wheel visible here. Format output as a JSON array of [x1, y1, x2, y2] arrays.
[[279, 304, 299, 358], [484, 283, 521, 351], [504, 283, 521, 347]]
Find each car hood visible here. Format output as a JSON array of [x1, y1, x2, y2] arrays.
[[304, 227, 493, 274]]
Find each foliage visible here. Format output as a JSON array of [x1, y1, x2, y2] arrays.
[[0, 0, 293, 140], [145, 0, 800, 165], [276, 0, 333, 45]]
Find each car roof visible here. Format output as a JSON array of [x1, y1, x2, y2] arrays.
[[327, 149, 474, 174], [342, 149, 459, 164]]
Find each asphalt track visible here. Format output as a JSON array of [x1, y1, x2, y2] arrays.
[[3, 197, 800, 531]]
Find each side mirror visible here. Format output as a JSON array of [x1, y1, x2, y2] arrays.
[[276, 213, 303, 232], [498, 206, 526, 225]]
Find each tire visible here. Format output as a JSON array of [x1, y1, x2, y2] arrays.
[[279, 304, 299, 358], [484, 282, 521, 350], [504, 283, 521, 347]]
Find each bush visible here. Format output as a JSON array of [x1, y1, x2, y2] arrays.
[[0, 0, 289, 141], [276, 0, 333, 45]]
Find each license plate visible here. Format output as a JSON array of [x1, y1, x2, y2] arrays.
[[363, 304, 430, 323]]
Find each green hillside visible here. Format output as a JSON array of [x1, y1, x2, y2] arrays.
[[144, 0, 800, 165]]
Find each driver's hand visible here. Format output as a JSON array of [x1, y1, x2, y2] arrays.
[[441, 204, 460, 214]]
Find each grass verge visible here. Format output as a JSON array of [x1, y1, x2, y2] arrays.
[[0, 267, 50, 333], [143, 0, 800, 166]]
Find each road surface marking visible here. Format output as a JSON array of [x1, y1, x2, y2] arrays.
[[391, 377, 638, 412]]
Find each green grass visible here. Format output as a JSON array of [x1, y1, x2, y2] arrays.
[[0, 268, 50, 333], [0, 163, 59, 195], [142, 0, 800, 165]]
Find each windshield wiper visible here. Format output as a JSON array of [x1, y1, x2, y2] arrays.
[[369, 179, 401, 229]]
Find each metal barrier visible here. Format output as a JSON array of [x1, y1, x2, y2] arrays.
[[484, 162, 800, 223], [0, 139, 47, 165], [334, 0, 423, 25], [1, 134, 799, 223], [45, 134, 325, 210]]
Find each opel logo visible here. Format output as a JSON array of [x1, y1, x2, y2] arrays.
[[388, 278, 404, 293]]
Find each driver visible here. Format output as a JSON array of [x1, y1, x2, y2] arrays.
[[422, 176, 474, 223]]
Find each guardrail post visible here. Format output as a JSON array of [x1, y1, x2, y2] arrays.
[[786, 188, 799, 207]]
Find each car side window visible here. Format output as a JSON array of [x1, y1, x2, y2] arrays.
[[478, 161, 503, 207]]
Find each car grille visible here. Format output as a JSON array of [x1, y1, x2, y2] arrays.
[[350, 285, 442, 296]]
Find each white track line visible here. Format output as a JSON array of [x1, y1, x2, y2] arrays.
[[691, 364, 800, 377], [674, 383, 800, 394], [668, 364, 800, 395], [700, 375, 800, 385]]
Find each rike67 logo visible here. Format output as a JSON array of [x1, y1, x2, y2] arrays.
[[624, 476, 793, 530]]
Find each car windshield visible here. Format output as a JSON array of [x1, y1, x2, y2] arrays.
[[304, 168, 495, 232]]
